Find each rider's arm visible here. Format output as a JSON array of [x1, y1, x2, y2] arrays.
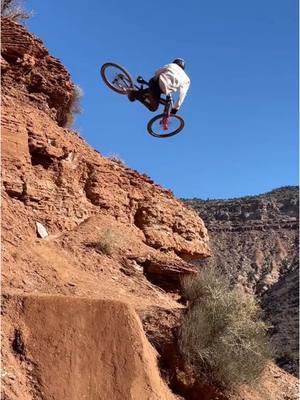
[[174, 80, 190, 110]]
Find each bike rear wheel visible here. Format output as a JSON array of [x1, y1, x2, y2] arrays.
[[100, 63, 134, 94], [147, 114, 185, 138]]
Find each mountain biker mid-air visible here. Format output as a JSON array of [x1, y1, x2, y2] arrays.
[[128, 58, 190, 114]]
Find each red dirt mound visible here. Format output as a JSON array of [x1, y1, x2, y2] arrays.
[[2, 294, 178, 400]]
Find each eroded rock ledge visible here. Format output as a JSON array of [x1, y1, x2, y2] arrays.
[[2, 16, 210, 303], [1, 17, 75, 126]]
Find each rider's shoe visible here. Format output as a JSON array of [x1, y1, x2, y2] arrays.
[[128, 90, 137, 102], [137, 76, 148, 85]]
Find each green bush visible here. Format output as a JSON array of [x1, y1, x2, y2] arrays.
[[179, 267, 272, 388]]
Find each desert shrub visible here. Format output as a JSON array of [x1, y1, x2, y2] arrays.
[[179, 267, 272, 388], [1, 0, 32, 21], [64, 85, 83, 128], [94, 228, 115, 256], [107, 154, 126, 167]]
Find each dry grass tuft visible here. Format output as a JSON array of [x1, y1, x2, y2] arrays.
[[107, 154, 126, 167], [94, 228, 116, 256], [64, 85, 83, 128], [1, 0, 32, 21]]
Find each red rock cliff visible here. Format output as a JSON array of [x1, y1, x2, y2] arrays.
[[1, 17, 210, 400]]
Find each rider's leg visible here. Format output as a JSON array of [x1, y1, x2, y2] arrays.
[[140, 92, 159, 111], [128, 90, 137, 102], [147, 77, 163, 111], [129, 77, 161, 111]]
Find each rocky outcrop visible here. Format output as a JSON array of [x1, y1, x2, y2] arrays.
[[187, 187, 298, 226], [1, 17, 75, 126], [2, 97, 210, 292]]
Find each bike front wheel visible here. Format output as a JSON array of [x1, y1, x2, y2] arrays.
[[147, 114, 185, 138], [100, 63, 134, 94]]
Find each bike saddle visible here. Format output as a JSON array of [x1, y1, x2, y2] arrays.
[[137, 76, 149, 85]]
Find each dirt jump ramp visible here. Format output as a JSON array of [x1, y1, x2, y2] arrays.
[[2, 295, 177, 400]]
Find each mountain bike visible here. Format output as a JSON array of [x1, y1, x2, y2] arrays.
[[100, 62, 185, 138]]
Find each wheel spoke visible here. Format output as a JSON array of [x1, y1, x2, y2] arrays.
[[101, 63, 134, 94], [147, 114, 184, 138], [152, 117, 181, 135]]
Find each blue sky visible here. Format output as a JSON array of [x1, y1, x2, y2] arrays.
[[25, 0, 298, 199]]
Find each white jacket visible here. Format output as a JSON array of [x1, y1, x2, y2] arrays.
[[155, 63, 190, 110]]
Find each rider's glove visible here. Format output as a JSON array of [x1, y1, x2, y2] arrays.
[[171, 108, 178, 115]]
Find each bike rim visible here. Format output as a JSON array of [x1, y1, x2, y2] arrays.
[[148, 115, 184, 138], [102, 65, 132, 93]]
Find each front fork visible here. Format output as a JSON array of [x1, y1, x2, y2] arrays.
[[162, 95, 172, 130]]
